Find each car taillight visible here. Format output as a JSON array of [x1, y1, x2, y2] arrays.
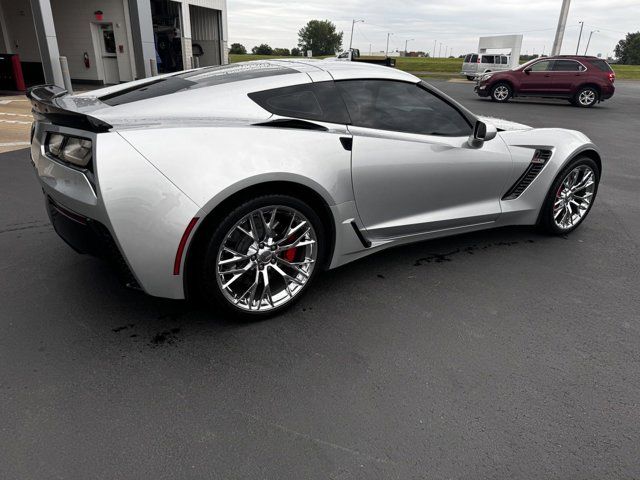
[[608, 72, 615, 83]]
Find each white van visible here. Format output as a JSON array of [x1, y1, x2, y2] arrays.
[[461, 53, 510, 80]]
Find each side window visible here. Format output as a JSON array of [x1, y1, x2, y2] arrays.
[[248, 82, 351, 124], [482, 55, 494, 64], [336, 80, 472, 137], [502, 56, 508, 65], [471, 54, 478, 63], [464, 54, 471, 62], [552, 60, 582, 71], [530, 60, 552, 72]]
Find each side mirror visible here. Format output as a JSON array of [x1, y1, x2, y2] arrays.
[[468, 120, 497, 148], [524, 67, 532, 74]]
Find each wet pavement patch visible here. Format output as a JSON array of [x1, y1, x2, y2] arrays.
[[414, 240, 536, 266], [112, 323, 134, 333], [149, 327, 181, 347]]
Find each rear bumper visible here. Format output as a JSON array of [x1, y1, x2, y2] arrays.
[[30, 120, 201, 300], [601, 84, 615, 100], [45, 195, 140, 288]]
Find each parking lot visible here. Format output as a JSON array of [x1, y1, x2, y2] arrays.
[[1, 80, 639, 479]]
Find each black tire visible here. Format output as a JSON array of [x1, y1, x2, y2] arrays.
[[573, 86, 599, 108], [466, 75, 476, 81], [538, 157, 600, 235], [491, 82, 512, 102], [198, 194, 326, 319]]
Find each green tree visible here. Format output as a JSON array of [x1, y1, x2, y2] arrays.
[[273, 48, 291, 56], [291, 47, 301, 56], [614, 32, 640, 65], [297, 20, 343, 56], [251, 44, 273, 55], [229, 43, 247, 54]]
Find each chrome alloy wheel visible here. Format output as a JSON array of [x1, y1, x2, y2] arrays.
[[215, 206, 317, 312], [578, 89, 596, 106], [493, 85, 509, 101], [553, 165, 596, 230]]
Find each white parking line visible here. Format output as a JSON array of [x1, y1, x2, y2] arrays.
[[0, 141, 30, 147], [0, 119, 32, 125], [0, 112, 32, 118]]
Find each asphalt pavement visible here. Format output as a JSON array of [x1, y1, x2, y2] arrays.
[[1, 80, 639, 479]]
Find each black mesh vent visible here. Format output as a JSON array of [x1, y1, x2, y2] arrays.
[[502, 149, 552, 200]]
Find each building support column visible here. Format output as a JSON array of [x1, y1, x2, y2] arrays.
[[128, 0, 156, 79], [29, 0, 64, 87], [179, 1, 192, 70]]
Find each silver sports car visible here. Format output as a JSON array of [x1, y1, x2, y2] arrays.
[[29, 60, 601, 317]]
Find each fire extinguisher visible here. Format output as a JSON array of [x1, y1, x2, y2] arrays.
[[83, 52, 90, 69]]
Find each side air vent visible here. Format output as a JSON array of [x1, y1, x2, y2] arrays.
[[502, 149, 552, 200]]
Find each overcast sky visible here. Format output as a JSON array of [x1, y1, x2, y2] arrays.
[[227, 0, 639, 58]]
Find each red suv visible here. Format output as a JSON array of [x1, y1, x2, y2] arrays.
[[475, 56, 615, 107]]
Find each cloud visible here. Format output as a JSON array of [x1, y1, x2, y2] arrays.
[[228, 0, 639, 57]]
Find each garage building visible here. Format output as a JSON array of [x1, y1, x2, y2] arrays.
[[0, 0, 228, 88]]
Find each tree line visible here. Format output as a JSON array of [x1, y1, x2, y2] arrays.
[[230, 20, 343, 57]]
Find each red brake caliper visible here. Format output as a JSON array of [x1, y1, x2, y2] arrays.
[[283, 246, 298, 262], [282, 233, 299, 262]]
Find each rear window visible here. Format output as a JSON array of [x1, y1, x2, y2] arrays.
[[590, 59, 613, 72], [464, 54, 471, 62], [100, 63, 296, 106], [471, 54, 478, 63]]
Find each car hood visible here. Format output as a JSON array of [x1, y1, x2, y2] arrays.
[[478, 115, 532, 132]]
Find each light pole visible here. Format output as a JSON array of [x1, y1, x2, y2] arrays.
[[433, 39, 437, 58], [385, 33, 393, 57], [349, 19, 364, 51], [584, 30, 598, 55], [404, 38, 414, 56], [551, 0, 571, 55], [575, 21, 584, 55]]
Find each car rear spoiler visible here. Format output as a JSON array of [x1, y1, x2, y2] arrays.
[[26, 84, 112, 133]]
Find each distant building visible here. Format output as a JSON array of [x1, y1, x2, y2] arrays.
[[0, 0, 228, 88]]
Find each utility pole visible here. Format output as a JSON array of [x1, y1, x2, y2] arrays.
[[404, 38, 414, 56], [551, 0, 571, 55], [575, 21, 584, 55], [433, 39, 437, 58], [369, 43, 371, 56], [349, 19, 364, 51], [385, 33, 393, 57], [584, 30, 598, 55]]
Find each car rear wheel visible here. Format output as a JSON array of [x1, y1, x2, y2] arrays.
[[574, 86, 598, 107], [466, 76, 475, 81], [539, 157, 599, 235], [491, 82, 512, 102], [199, 195, 325, 318]]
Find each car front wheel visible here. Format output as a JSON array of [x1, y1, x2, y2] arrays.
[[539, 157, 600, 235], [199, 195, 324, 318], [574, 86, 598, 107], [491, 82, 512, 102]]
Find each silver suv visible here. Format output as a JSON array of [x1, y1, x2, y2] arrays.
[[461, 53, 510, 80]]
